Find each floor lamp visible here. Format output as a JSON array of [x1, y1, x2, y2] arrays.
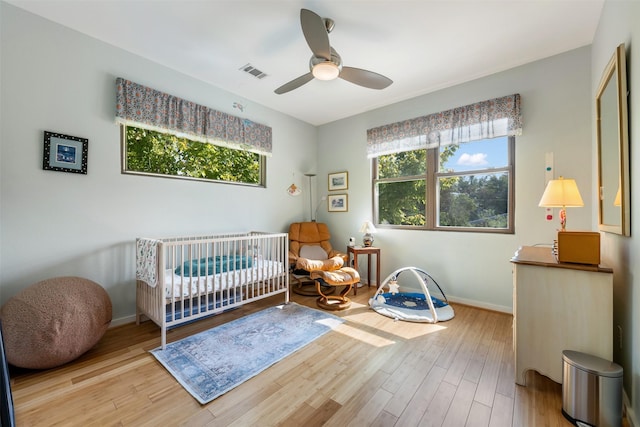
[[305, 173, 316, 221]]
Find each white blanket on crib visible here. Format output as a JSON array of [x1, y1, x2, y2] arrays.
[[136, 238, 159, 287], [163, 259, 285, 299]]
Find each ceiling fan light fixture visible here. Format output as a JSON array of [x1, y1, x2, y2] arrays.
[[274, 9, 392, 94], [312, 62, 340, 81]]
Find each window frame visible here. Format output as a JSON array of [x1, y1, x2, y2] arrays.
[[372, 136, 515, 234], [120, 124, 267, 188]]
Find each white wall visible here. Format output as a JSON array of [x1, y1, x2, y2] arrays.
[[592, 1, 639, 423], [0, 3, 316, 322], [316, 47, 593, 312]]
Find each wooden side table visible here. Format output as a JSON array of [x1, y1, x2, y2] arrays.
[[346, 246, 380, 295]]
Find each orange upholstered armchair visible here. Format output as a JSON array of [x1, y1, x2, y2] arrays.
[[288, 222, 360, 307], [288, 222, 347, 273]]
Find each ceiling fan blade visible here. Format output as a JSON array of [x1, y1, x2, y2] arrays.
[[300, 9, 331, 60], [274, 72, 314, 94], [339, 66, 393, 90]]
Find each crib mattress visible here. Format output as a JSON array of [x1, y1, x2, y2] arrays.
[[163, 259, 285, 300]]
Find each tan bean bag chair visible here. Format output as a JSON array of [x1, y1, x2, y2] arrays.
[[0, 276, 112, 369]]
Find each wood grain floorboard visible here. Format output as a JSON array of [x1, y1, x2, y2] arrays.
[[9, 286, 588, 426]]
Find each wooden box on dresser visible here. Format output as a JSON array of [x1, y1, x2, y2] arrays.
[[511, 246, 613, 385]]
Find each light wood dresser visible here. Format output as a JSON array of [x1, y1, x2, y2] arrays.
[[511, 246, 613, 385]]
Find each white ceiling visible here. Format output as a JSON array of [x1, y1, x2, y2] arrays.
[[7, 0, 604, 126]]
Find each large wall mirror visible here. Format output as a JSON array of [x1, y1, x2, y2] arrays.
[[597, 43, 630, 236]]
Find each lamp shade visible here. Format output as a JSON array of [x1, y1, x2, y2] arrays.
[[538, 177, 584, 208], [614, 186, 621, 206], [359, 221, 377, 234], [359, 220, 377, 247]]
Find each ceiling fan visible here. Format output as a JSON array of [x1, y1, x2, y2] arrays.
[[274, 8, 393, 95]]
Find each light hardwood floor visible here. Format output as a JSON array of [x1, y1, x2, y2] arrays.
[[11, 286, 575, 426]]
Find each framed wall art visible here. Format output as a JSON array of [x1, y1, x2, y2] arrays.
[[43, 131, 88, 174], [328, 171, 348, 191], [328, 194, 348, 212]]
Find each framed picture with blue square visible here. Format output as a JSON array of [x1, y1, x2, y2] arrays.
[[42, 131, 88, 174]]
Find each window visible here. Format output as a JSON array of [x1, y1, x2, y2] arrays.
[[122, 125, 265, 185], [367, 94, 521, 233], [115, 78, 272, 186], [374, 136, 514, 233]]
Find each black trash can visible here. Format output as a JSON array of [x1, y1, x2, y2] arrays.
[[562, 350, 623, 427]]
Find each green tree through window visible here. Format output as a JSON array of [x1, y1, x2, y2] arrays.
[[123, 125, 264, 185]]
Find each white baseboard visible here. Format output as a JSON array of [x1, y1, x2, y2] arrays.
[[447, 295, 512, 314], [357, 277, 513, 315], [108, 314, 137, 328], [625, 390, 638, 427], [356, 280, 513, 315]]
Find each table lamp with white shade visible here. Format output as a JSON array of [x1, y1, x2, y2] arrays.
[[538, 176, 584, 231], [359, 220, 377, 247]]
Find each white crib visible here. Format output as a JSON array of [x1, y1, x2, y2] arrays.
[[136, 231, 289, 349]]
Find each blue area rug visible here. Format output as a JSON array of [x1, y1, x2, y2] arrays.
[[150, 302, 344, 404]]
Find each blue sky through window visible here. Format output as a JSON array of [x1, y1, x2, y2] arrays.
[[441, 136, 508, 172]]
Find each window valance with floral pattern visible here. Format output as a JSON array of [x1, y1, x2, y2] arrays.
[[366, 94, 522, 158], [115, 78, 272, 156]]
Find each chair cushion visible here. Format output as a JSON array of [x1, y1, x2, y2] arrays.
[[310, 267, 360, 285], [297, 242, 345, 272], [289, 222, 336, 260], [299, 245, 328, 260], [296, 256, 344, 272], [288, 222, 347, 271], [289, 222, 332, 243]]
